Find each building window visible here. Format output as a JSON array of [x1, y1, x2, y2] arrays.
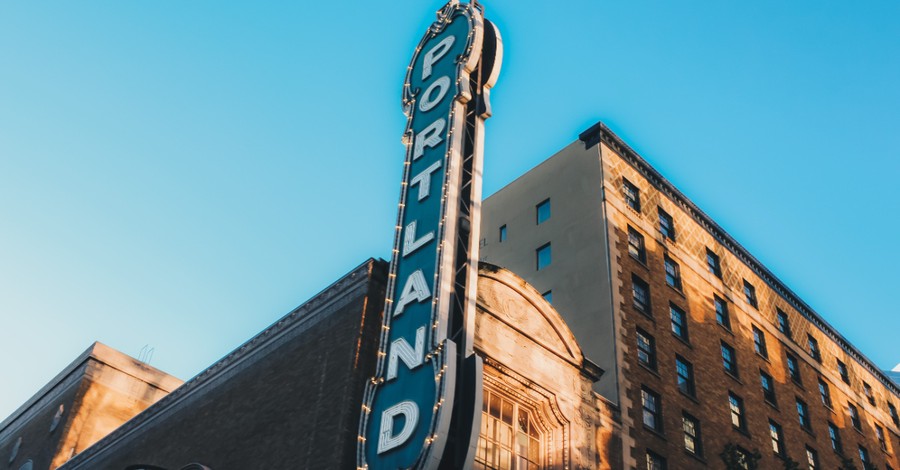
[[722, 341, 738, 377], [623, 178, 641, 212], [797, 398, 811, 431], [664, 256, 682, 290], [859, 446, 871, 470], [806, 446, 819, 470], [682, 413, 702, 457], [849, 403, 862, 430], [475, 389, 542, 470], [670, 304, 688, 341], [536, 199, 550, 224], [706, 248, 721, 278], [828, 421, 843, 454], [776, 309, 792, 339], [714, 295, 730, 329], [628, 226, 646, 263], [752, 326, 768, 358], [761, 370, 777, 405], [676, 356, 695, 397], [864, 383, 875, 406], [818, 379, 832, 408], [542, 290, 552, 304], [536, 243, 551, 270], [889, 402, 899, 427], [637, 329, 657, 371], [499, 224, 507, 242], [658, 208, 675, 241], [876, 425, 888, 452], [646, 450, 666, 470], [743, 280, 758, 308], [729, 392, 746, 431], [632, 275, 651, 314], [733, 447, 753, 470], [837, 360, 850, 384], [806, 334, 820, 362], [786, 352, 802, 385], [769, 420, 785, 456], [642, 387, 662, 432]]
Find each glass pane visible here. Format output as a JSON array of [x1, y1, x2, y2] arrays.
[[501, 400, 514, 425]]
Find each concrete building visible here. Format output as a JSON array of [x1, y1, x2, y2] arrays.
[[0, 342, 181, 470], [480, 121, 900, 469]]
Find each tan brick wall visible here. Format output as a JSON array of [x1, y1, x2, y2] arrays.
[[601, 140, 900, 469]]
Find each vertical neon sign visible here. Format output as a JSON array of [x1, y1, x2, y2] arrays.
[[358, 1, 501, 469]]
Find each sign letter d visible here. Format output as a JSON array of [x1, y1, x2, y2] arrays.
[[377, 401, 420, 454]]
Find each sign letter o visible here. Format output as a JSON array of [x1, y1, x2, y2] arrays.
[[418, 76, 451, 113]]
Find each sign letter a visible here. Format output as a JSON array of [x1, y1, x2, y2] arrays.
[[393, 269, 431, 317]]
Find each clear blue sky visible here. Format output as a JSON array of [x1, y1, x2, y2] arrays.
[[1, 1, 898, 420]]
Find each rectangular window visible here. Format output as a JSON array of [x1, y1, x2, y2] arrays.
[[628, 226, 646, 263], [714, 295, 731, 329], [670, 304, 688, 341], [536, 198, 551, 224], [849, 403, 862, 430], [890, 402, 899, 427], [837, 360, 850, 384], [752, 325, 768, 358], [806, 446, 819, 470], [499, 224, 507, 242], [776, 309, 792, 338], [859, 446, 871, 469], [876, 425, 888, 452], [658, 208, 675, 240], [636, 328, 657, 371], [743, 280, 758, 308], [761, 370, 777, 405], [682, 413, 702, 457], [722, 341, 738, 376], [769, 420, 785, 456], [676, 355, 695, 396], [787, 352, 802, 385], [797, 398, 811, 430], [706, 248, 721, 278], [807, 334, 821, 362], [542, 290, 552, 303], [642, 387, 662, 432], [632, 275, 651, 314], [729, 392, 746, 430], [818, 379, 832, 408], [536, 243, 551, 270], [646, 450, 666, 470], [623, 178, 641, 212], [828, 421, 843, 454], [864, 383, 875, 406], [664, 256, 682, 290]]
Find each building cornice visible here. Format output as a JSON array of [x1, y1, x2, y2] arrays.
[[579, 121, 900, 397]]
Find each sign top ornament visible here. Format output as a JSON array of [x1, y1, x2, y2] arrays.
[[358, 1, 501, 469]]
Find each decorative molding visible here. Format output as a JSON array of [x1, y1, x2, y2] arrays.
[[580, 121, 900, 397]]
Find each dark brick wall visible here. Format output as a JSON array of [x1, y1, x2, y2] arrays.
[[62, 259, 387, 470]]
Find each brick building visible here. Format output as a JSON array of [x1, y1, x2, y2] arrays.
[[480, 121, 900, 470]]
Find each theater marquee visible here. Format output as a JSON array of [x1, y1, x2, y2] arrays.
[[358, 1, 501, 469]]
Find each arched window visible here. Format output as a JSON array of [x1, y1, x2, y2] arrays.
[[474, 389, 542, 470]]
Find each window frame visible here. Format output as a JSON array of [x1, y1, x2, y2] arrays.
[[849, 403, 862, 430], [632, 275, 651, 315], [536, 198, 551, 224], [769, 420, 785, 456], [670, 304, 688, 341], [818, 379, 832, 408], [676, 355, 695, 397], [722, 341, 738, 377], [828, 421, 843, 454], [706, 248, 721, 278], [536, 242, 551, 270], [776, 308, 792, 339], [761, 370, 777, 406], [729, 392, 746, 431], [786, 352, 802, 385], [797, 397, 812, 431], [623, 178, 641, 212], [752, 325, 768, 358], [714, 295, 731, 330], [837, 360, 850, 385], [658, 207, 675, 241], [628, 226, 647, 264], [743, 280, 758, 308], [682, 412, 703, 457], [641, 386, 663, 432], [807, 334, 821, 362], [636, 328, 657, 371], [499, 224, 507, 242], [664, 256, 682, 290]]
